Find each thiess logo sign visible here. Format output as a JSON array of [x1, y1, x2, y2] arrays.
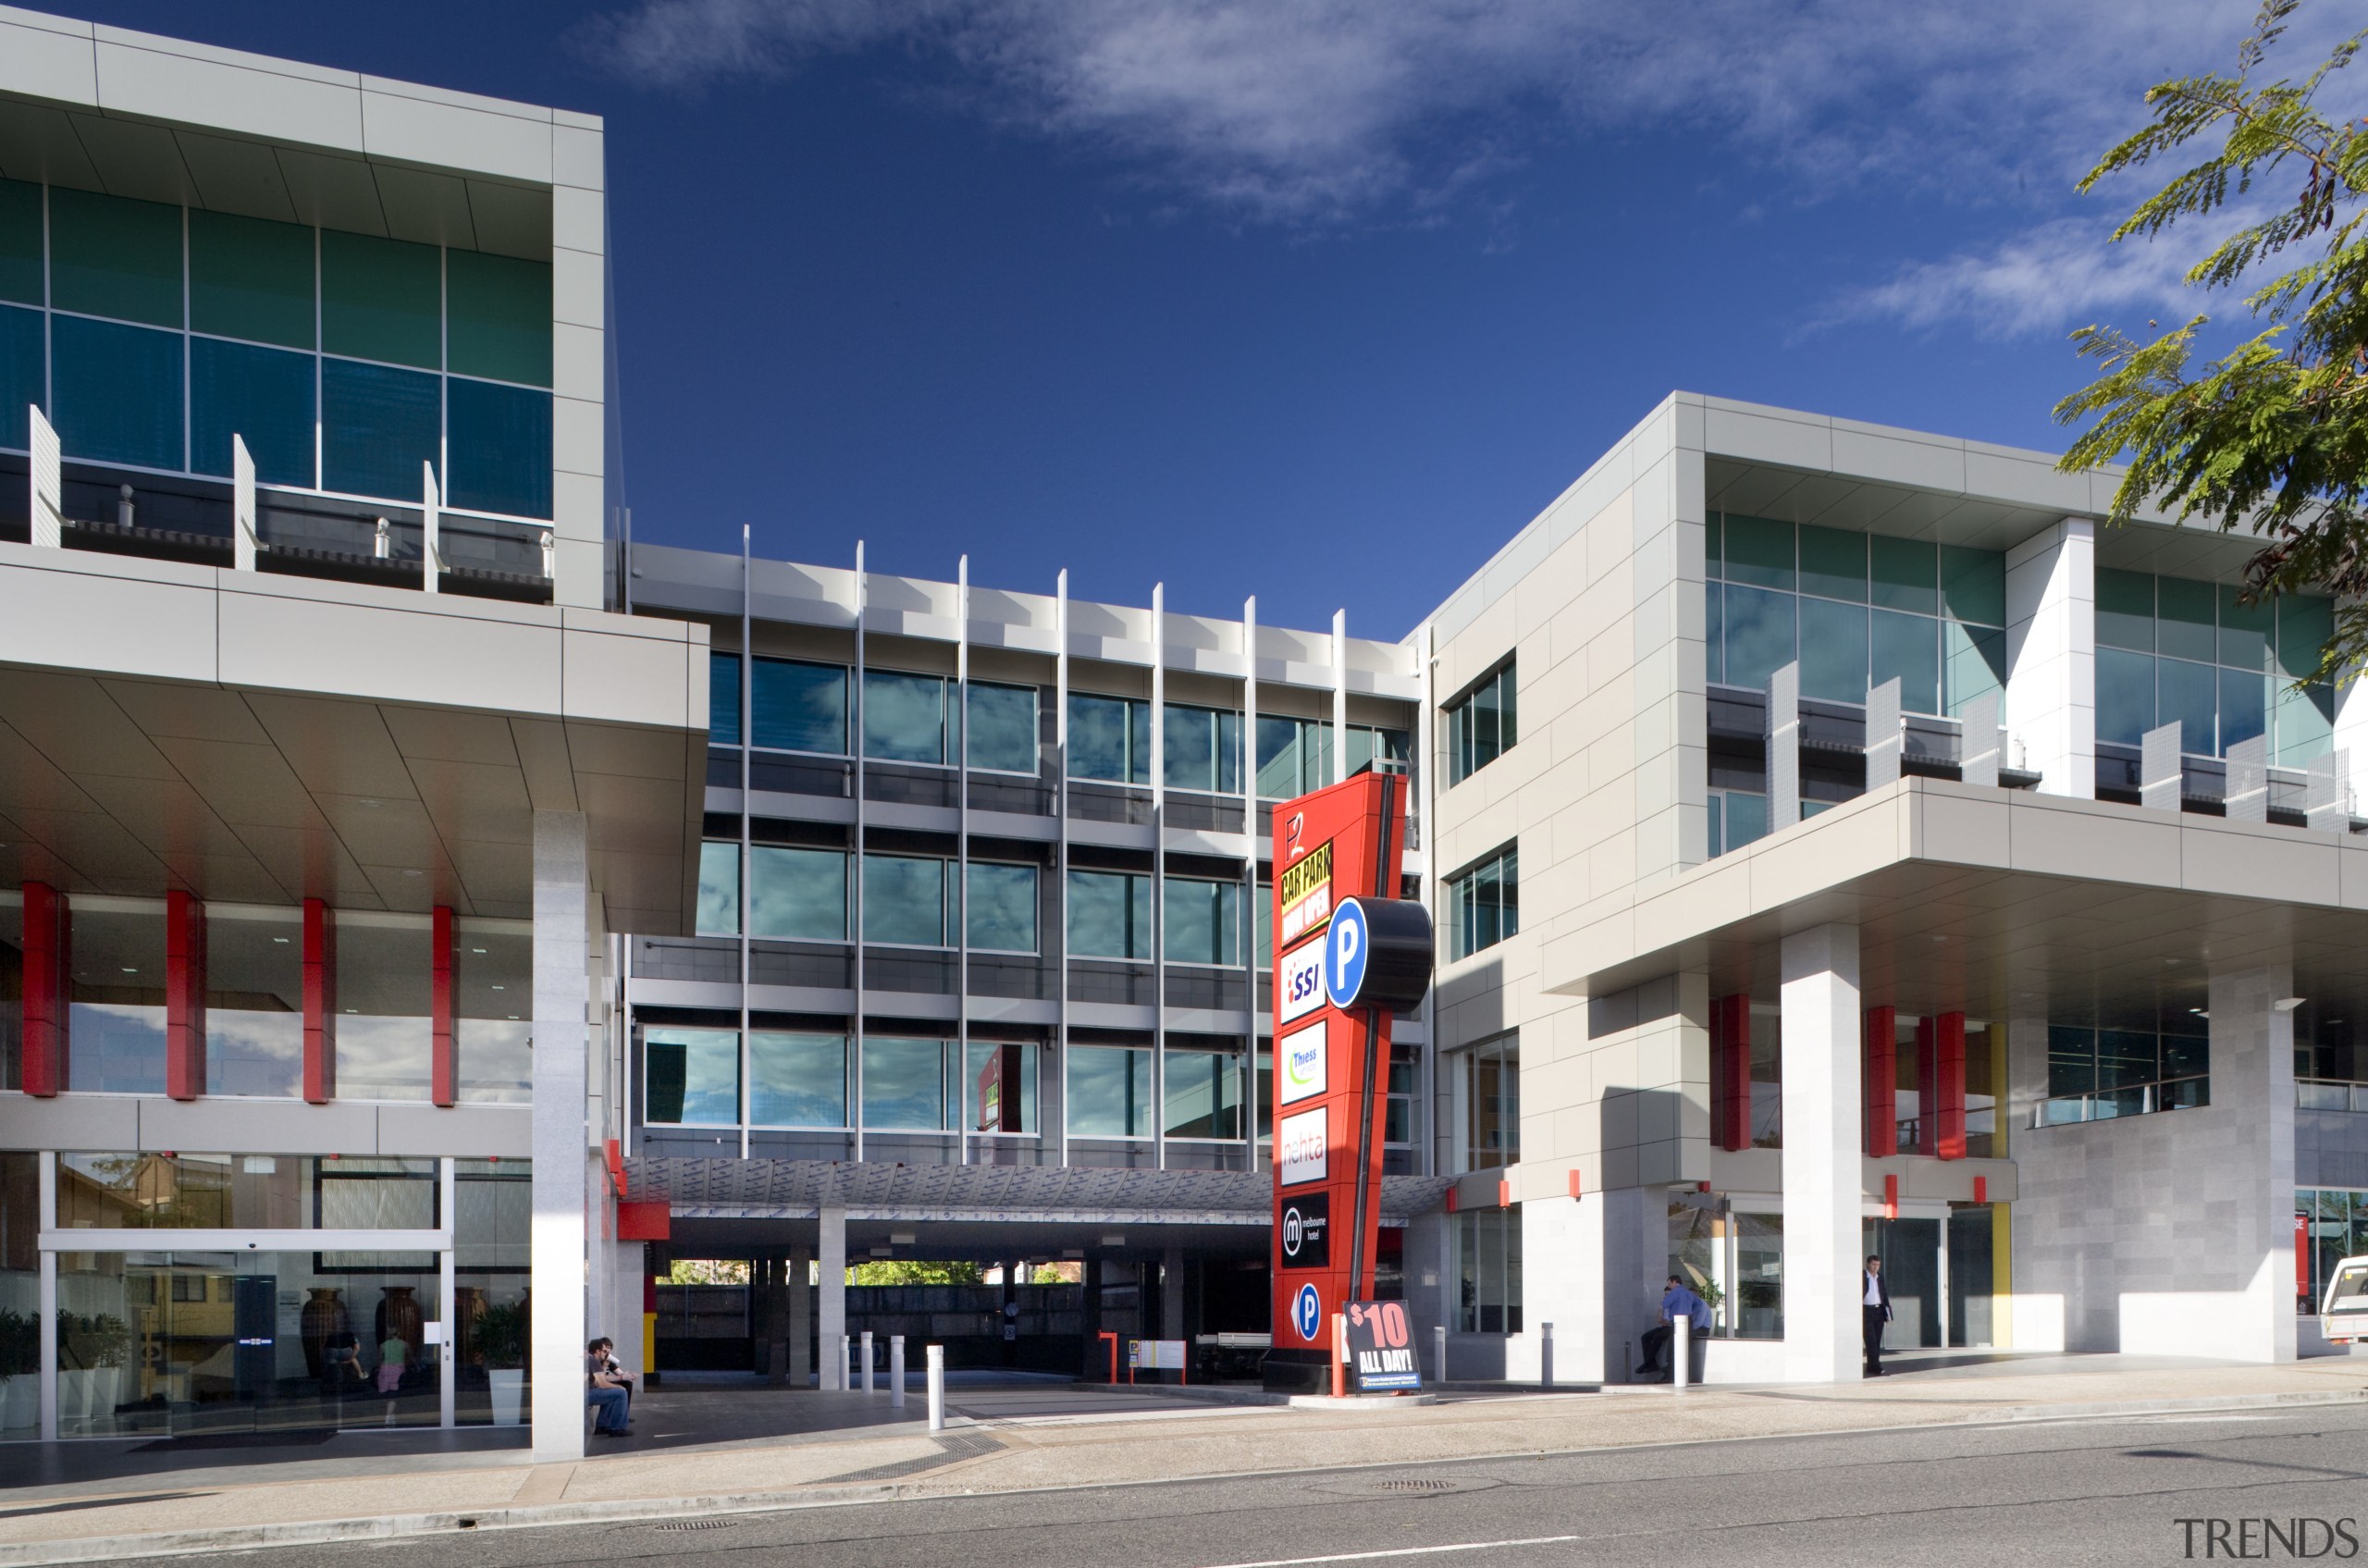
[[1277, 840, 1334, 946], [1276, 1019, 1326, 1105], [1277, 1107, 1328, 1186], [1277, 941, 1326, 1025]]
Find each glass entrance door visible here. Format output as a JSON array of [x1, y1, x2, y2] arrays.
[[1862, 1216, 1942, 1349]]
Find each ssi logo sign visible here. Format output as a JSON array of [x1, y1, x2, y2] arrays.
[[1276, 1019, 1326, 1106], [1277, 941, 1326, 1025]]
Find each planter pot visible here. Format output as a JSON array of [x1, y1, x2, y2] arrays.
[[0, 1377, 31, 1434], [58, 1369, 93, 1431], [488, 1367, 524, 1426]]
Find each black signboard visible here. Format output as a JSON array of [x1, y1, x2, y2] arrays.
[[1280, 1192, 1330, 1269], [1345, 1300, 1422, 1392]]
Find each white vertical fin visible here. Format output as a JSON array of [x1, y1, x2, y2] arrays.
[[422, 461, 441, 594], [29, 405, 61, 549], [232, 434, 258, 572]]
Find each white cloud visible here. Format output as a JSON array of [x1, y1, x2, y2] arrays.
[[578, 0, 2355, 231], [1819, 218, 2204, 339]]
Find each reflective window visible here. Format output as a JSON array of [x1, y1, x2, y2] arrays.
[[1453, 1207, 1522, 1333], [865, 671, 948, 764], [1069, 694, 1150, 784], [964, 1040, 1038, 1132], [863, 855, 948, 947], [68, 900, 166, 1094], [52, 315, 182, 471], [191, 338, 314, 486], [2092, 568, 2333, 762], [190, 209, 314, 350], [645, 1027, 740, 1126], [966, 862, 1038, 953], [335, 916, 432, 1102], [1067, 870, 1152, 959], [696, 842, 740, 936], [750, 1031, 846, 1127], [1166, 1049, 1242, 1139], [55, 1153, 437, 1230], [50, 188, 180, 327], [1457, 1036, 1520, 1171], [752, 846, 848, 941], [454, 924, 532, 1105], [204, 906, 302, 1099], [1068, 1046, 1152, 1138], [709, 652, 743, 746], [968, 682, 1038, 773], [861, 1035, 946, 1130], [446, 377, 552, 519], [1164, 705, 1243, 793], [446, 249, 552, 387], [1447, 661, 1515, 786], [0, 179, 38, 305], [1447, 846, 1519, 961], [0, 304, 38, 451], [322, 357, 438, 501], [321, 230, 440, 370], [1256, 716, 1330, 799], [752, 658, 848, 754], [1166, 878, 1241, 966]]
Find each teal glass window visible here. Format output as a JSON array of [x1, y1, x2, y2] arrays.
[[1347, 725, 1409, 776], [1166, 878, 1241, 966], [51, 315, 181, 470], [1722, 515, 1794, 591], [709, 651, 742, 745], [751, 658, 847, 753], [1164, 704, 1243, 793], [2095, 568, 2155, 651], [189, 210, 314, 350], [321, 357, 438, 500], [446, 377, 551, 518], [2280, 596, 2335, 681], [1256, 715, 1332, 799], [191, 338, 314, 485], [2217, 586, 2274, 673], [1068, 870, 1152, 959], [1940, 547, 2006, 627], [1942, 623, 2006, 716], [1166, 1050, 1242, 1139], [1068, 1046, 1153, 1138], [445, 250, 550, 387], [696, 842, 739, 935], [1798, 598, 1867, 702], [1448, 661, 1515, 786], [2095, 649, 2155, 747], [967, 682, 1038, 773], [861, 1036, 947, 1130], [2220, 668, 2268, 752], [0, 304, 38, 450], [2156, 576, 2217, 662], [1869, 536, 1938, 614], [749, 1031, 846, 1127], [1069, 694, 1151, 784], [2275, 682, 2335, 766], [322, 231, 440, 369], [1705, 513, 1722, 578], [644, 1027, 739, 1126], [1870, 610, 1939, 714], [1448, 846, 1519, 960], [49, 188, 179, 327], [0, 179, 39, 306], [966, 862, 1038, 953], [1721, 585, 1796, 691], [2158, 658, 2217, 754], [749, 846, 846, 941], [863, 855, 948, 946], [864, 671, 948, 764], [1797, 525, 1866, 602]]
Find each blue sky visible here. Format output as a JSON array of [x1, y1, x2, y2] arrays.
[[61, 1, 2355, 636]]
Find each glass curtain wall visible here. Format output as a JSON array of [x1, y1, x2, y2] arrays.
[[2095, 569, 2335, 761], [1453, 1208, 1522, 1333]]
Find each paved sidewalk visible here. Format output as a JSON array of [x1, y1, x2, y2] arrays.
[[2, 1356, 2364, 1563]]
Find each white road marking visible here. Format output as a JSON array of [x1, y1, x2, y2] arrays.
[[1202, 1536, 1583, 1567]]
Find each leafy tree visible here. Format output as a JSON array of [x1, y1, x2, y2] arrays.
[[2054, 0, 2368, 677], [846, 1260, 983, 1286]]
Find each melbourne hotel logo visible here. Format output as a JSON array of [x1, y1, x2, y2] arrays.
[[2175, 1518, 2361, 1558]]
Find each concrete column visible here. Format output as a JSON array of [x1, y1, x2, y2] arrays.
[[1780, 922, 1862, 1384], [1160, 1246, 1186, 1343], [2004, 518, 2095, 798], [818, 1209, 846, 1389], [788, 1248, 813, 1388], [529, 809, 591, 1462]]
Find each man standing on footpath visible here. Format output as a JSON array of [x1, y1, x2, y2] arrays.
[[1864, 1254, 1893, 1377], [1636, 1274, 1711, 1383]]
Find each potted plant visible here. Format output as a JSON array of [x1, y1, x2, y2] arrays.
[[475, 1303, 527, 1426], [57, 1312, 129, 1430], [0, 1308, 35, 1433]]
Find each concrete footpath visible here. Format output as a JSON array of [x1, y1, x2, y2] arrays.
[[4, 1356, 2365, 1564]]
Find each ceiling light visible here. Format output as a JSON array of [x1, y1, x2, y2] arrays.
[[890, 1232, 916, 1245], [360, 800, 382, 809], [1100, 1233, 1126, 1247], [471, 947, 487, 954], [869, 1246, 893, 1258], [506, 1014, 519, 1020], [120, 966, 137, 973], [344, 1007, 357, 1014], [272, 936, 290, 945], [401, 870, 423, 879]]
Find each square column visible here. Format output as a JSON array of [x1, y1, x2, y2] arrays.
[[787, 1247, 813, 1388], [530, 810, 592, 1462], [1780, 923, 1862, 1384], [2004, 518, 2095, 798], [818, 1207, 846, 1389]]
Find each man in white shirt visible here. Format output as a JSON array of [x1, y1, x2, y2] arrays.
[[1863, 1254, 1893, 1377]]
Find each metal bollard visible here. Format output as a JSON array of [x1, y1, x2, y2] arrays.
[[1539, 1321, 1554, 1389], [861, 1330, 874, 1393], [926, 1345, 945, 1432], [890, 1336, 906, 1409], [840, 1334, 851, 1390], [1673, 1315, 1691, 1391], [1434, 1324, 1449, 1384]]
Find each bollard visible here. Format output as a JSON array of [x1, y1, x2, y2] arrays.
[[926, 1345, 945, 1432], [1434, 1324, 1449, 1385], [861, 1329, 874, 1393], [1673, 1315, 1691, 1391], [890, 1336, 906, 1409], [1539, 1321, 1554, 1389], [840, 1334, 851, 1390]]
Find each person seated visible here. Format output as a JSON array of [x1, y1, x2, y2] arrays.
[[1636, 1274, 1712, 1382], [586, 1337, 631, 1437]]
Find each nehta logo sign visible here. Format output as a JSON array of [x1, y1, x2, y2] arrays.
[[1277, 1107, 1327, 1186]]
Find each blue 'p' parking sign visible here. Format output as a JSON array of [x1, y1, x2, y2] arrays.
[[1318, 896, 1435, 1015], [1324, 900, 1369, 1009], [1294, 1282, 1323, 1341]]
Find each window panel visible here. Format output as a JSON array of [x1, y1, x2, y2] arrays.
[[1067, 870, 1152, 959], [2155, 575, 2216, 662], [1166, 878, 1240, 966], [67, 902, 166, 1093], [963, 1040, 1038, 1132], [966, 862, 1038, 953], [2095, 648, 2155, 748], [191, 338, 314, 485], [1447, 662, 1513, 785], [1939, 546, 2007, 627], [862, 855, 947, 946], [1721, 515, 1794, 591], [1868, 609, 1938, 715], [1069, 694, 1149, 784], [1067, 1046, 1152, 1138], [861, 1036, 945, 1130], [0, 178, 37, 306], [1448, 846, 1518, 961], [321, 356, 439, 500], [1720, 585, 1796, 691], [1705, 512, 1722, 577], [452, 925, 532, 1105], [51, 315, 182, 471], [0, 303, 39, 451], [2095, 568, 2155, 652], [864, 671, 947, 764], [751, 846, 846, 941], [333, 917, 431, 1103], [1165, 1050, 1242, 1139], [1350, 725, 1411, 776], [709, 651, 742, 745], [1797, 597, 1866, 702], [1942, 622, 2006, 718], [2157, 658, 2217, 755], [2217, 585, 2274, 673], [1164, 704, 1243, 793], [321, 230, 440, 369], [189, 209, 314, 350], [967, 682, 1038, 772], [49, 188, 180, 327], [1797, 524, 1866, 602], [445, 250, 551, 387], [1257, 715, 1331, 798], [696, 841, 739, 935], [645, 1028, 740, 1126], [445, 377, 552, 518], [2275, 681, 2336, 767], [750, 1031, 845, 1127], [2218, 666, 2267, 754], [750, 658, 847, 753], [2279, 595, 2336, 681], [1868, 535, 1937, 613]]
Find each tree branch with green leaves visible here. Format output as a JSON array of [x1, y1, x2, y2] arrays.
[[2054, 0, 2368, 681]]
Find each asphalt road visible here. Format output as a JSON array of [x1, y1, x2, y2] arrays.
[[172, 1404, 2368, 1568]]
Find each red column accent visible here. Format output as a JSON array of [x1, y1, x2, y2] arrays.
[[431, 905, 457, 1106], [1883, 1172, 1899, 1219], [165, 890, 207, 1101], [1567, 1169, 1583, 1200], [20, 882, 67, 1097], [1710, 994, 1751, 1152], [1863, 1006, 1896, 1156], [302, 898, 337, 1104], [1922, 1011, 1967, 1160], [1973, 1175, 1988, 1204]]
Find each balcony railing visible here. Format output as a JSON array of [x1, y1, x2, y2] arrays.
[[2036, 1076, 2211, 1125]]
